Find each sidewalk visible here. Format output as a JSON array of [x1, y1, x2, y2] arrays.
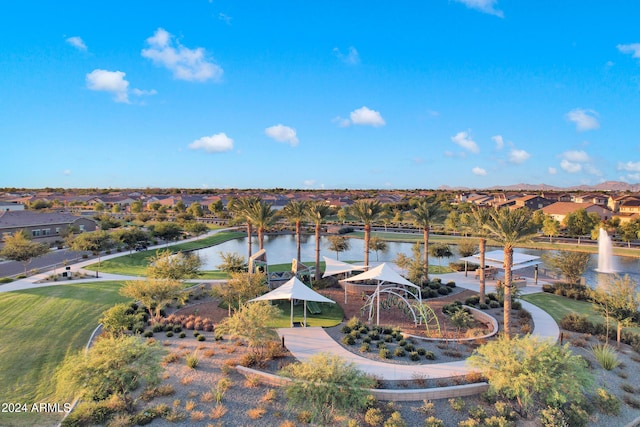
[[278, 271, 560, 380], [0, 228, 237, 294]]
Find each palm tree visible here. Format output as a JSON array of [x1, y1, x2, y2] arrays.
[[282, 200, 309, 262], [463, 206, 492, 304], [483, 207, 538, 339], [230, 196, 260, 259], [307, 202, 332, 281], [350, 200, 383, 267], [245, 200, 278, 250], [408, 199, 444, 281]]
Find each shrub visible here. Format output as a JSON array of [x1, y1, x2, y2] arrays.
[[342, 335, 356, 345], [409, 351, 420, 361], [363, 336, 372, 344], [173, 325, 182, 333], [186, 352, 199, 369], [341, 325, 352, 334], [379, 348, 392, 359], [368, 330, 380, 340], [591, 343, 620, 370], [143, 331, 153, 338], [424, 416, 445, 427], [196, 334, 206, 341], [479, 303, 489, 310], [405, 343, 415, 352], [166, 331, 174, 337], [178, 332, 186, 338], [489, 300, 501, 309], [538, 406, 567, 427], [437, 287, 451, 295], [416, 347, 427, 356], [465, 296, 480, 306], [511, 301, 522, 310], [424, 351, 436, 360], [482, 416, 514, 427], [448, 397, 465, 411], [360, 343, 371, 353], [594, 387, 620, 415], [364, 408, 384, 426], [383, 411, 406, 427], [559, 313, 592, 334], [468, 405, 487, 420], [446, 281, 456, 288], [393, 347, 406, 357]]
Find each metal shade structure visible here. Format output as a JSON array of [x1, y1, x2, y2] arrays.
[[459, 249, 542, 271], [249, 276, 335, 327]]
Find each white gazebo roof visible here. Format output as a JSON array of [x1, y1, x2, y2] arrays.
[[250, 276, 335, 304], [322, 256, 367, 278], [341, 262, 415, 287], [459, 249, 542, 271]]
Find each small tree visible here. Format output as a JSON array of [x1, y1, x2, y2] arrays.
[[216, 251, 248, 273], [279, 353, 377, 424], [150, 221, 183, 246], [145, 249, 202, 280], [428, 243, 453, 267], [217, 301, 281, 358], [328, 235, 351, 260], [56, 335, 164, 410], [100, 303, 137, 338], [544, 250, 591, 284], [213, 271, 268, 315], [68, 230, 114, 277], [369, 236, 388, 261], [393, 242, 425, 285], [111, 227, 149, 255], [119, 278, 183, 322], [468, 335, 592, 417], [542, 217, 560, 243], [0, 229, 49, 276], [591, 274, 640, 346], [457, 238, 478, 258]]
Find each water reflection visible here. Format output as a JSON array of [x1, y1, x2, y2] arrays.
[[195, 235, 640, 286]]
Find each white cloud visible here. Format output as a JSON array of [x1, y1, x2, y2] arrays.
[[472, 166, 487, 176], [565, 108, 600, 132], [451, 131, 480, 153], [509, 149, 530, 164], [492, 135, 504, 150], [453, 0, 504, 17], [188, 133, 234, 152], [63, 169, 71, 176], [265, 124, 299, 146], [349, 106, 386, 127], [332, 116, 352, 128], [66, 36, 87, 51], [617, 43, 640, 59], [560, 159, 582, 173], [218, 13, 232, 24], [548, 167, 557, 175], [141, 28, 223, 82], [562, 150, 590, 163], [86, 69, 130, 103], [131, 88, 158, 97], [303, 179, 317, 187], [333, 46, 360, 65], [618, 161, 640, 172]]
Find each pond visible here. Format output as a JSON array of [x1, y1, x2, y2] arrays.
[[195, 234, 640, 287]]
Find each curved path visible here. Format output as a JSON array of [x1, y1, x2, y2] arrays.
[[0, 228, 237, 293], [278, 271, 559, 381]]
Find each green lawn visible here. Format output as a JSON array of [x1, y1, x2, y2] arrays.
[[85, 231, 244, 276], [521, 292, 640, 334], [0, 281, 130, 427], [267, 299, 344, 328]]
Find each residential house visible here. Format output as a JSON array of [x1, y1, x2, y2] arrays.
[[540, 202, 613, 223], [513, 195, 553, 210], [0, 211, 97, 247]]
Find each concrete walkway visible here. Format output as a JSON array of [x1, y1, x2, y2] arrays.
[[0, 228, 237, 293], [278, 271, 560, 381]]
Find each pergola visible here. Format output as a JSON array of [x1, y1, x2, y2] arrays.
[[459, 249, 542, 271]]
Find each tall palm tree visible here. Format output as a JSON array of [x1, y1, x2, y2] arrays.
[[463, 206, 492, 304], [409, 199, 444, 281], [483, 207, 538, 339], [307, 202, 332, 281], [350, 200, 383, 267], [282, 200, 309, 262], [245, 200, 278, 250], [230, 196, 260, 259]]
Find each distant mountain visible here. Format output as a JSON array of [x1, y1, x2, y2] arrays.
[[439, 181, 640, 192]]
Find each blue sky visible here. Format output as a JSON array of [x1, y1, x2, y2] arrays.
[[2, 1, 640, 190]]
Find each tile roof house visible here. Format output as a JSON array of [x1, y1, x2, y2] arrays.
[[0, 211, 97, 247], [540, 202, 613, 223]]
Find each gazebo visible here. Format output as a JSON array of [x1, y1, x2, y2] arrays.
[[341, 263, 423, 326], [249, 276, 335, 327]]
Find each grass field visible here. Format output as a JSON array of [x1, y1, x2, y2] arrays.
[[84, 230, 244, 276], [521, 292, 640, 334], [0, 281, 130, 427], [268, 299, 344, 328]]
